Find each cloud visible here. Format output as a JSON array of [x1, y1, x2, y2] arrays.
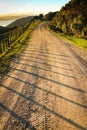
[[0, 12, 36, 21], [0, 0, 69, 21], [0, 0, 59, 16], [0, 15, 20, 21]]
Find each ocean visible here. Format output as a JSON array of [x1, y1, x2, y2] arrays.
[[0, 20, 15, 27]]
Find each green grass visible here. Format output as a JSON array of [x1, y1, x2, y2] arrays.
[[0, 21, 39, 75], [49, 27, 87, 51], [58, 34, 87, 50]]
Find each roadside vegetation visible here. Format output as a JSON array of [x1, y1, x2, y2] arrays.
[[57, 33, 87, 50], [0, 21, 39, 75], [48, 0, 87, 51], [48, 25, 87, 51], [50, 0, 87, 39]]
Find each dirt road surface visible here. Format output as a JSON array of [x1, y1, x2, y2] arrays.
[[0, 23, 87, 130]]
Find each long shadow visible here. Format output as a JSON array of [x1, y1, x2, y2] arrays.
[[0, 84, 86, 130], [0, 75, 86, 109], [24, 51, 69, 58], [23, 52, 68, 61], [24, 50, 69, 57], [32, 85, 87, 109], [6, 66, 84, 93], [25, 49, 64, 54], [0, 103, 36, 130], [13, 61, 76, 79], [19, 58, 72, 71], [21, 54, 70, 66]]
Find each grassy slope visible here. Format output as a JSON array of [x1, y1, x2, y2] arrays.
[[49, 25, 87, 51], [0, 21, 39, 75], [58, 33, 87, 50]]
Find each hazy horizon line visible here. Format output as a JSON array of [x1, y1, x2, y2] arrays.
[[0, 13, 36, 21], [0, 11, 57, 21]]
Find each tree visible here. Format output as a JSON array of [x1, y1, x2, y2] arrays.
[[39, 14, 43, 20]]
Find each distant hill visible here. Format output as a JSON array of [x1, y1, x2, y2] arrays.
[[0, 26, 11, 35], [0, 26, 6, 32], [7, 16, 33, 28], [0, 16, 34, 35], [0, 26, 5, 30], [50, 0, 87, 39]]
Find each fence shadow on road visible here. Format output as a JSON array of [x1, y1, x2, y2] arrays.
[[0, 50, 86, 129], [13, 61, 76, 79], [0, 103, 36, 130], [23, 52, 68, 61], [24, 50, 69, 57], [5, 66, 84, 93], [20, 54, 70, 66], [0, 83, 86, 130], [18, 58, 72, 71], [0, 73, 86, 109]]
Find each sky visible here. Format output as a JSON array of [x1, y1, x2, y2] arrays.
[[0, 0, 70, 19]]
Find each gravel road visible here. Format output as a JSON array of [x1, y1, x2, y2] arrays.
[[0, 22, 87, 130]]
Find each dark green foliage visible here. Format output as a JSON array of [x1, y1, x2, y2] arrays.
[[33, 16, 39, 20], [50, 0, 87, 39], [38, 14, 44, 20], [44, 12, 57, 21], [32, 14, 44, 21]]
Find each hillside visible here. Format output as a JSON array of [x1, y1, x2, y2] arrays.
[[50, 0, 87, 39], [7, 16, 33, 28], [0, 26, 5, 30], [0, 26, 6, 33], [0, 16, 34, 35]]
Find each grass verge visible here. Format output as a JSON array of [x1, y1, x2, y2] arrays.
[[48, 26, 87, 51], [58, 33, 87, 50], [0, 21, 39, 75]]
